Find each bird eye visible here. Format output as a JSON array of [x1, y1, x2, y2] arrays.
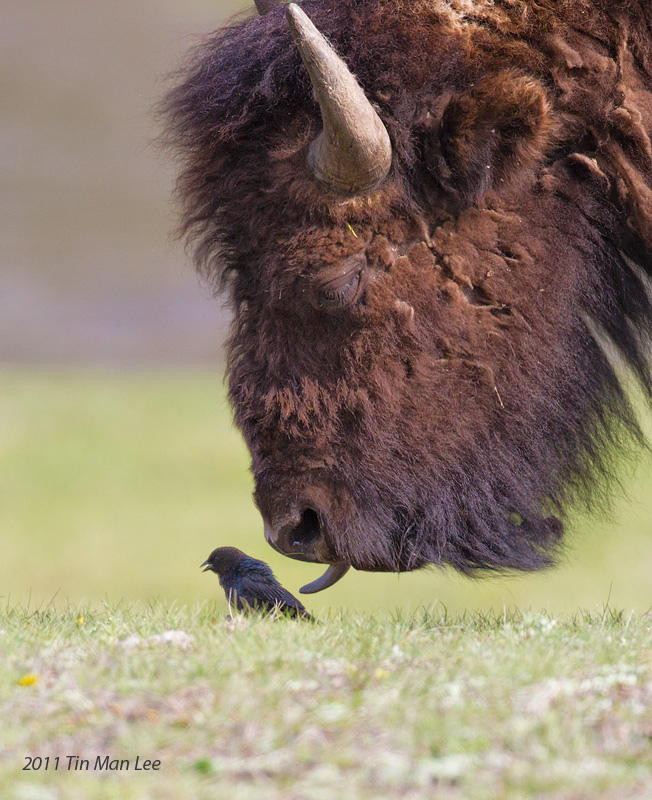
[[310, 259, 367, 312]]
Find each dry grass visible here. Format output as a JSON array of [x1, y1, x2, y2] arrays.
[[2, 605, 651, 800]]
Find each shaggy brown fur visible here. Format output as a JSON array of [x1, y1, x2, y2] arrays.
[[162, 0, 652, 574]]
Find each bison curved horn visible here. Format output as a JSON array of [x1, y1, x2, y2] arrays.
[[299, 562, 350, 595], [255, 0, 286, 15], [286, 3, 392, 195]]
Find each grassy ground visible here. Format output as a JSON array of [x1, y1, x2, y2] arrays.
[[1, 369, 651, 798], [2, 605, 651, 799]]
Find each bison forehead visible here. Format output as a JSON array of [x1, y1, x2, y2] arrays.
[[229, 186, 591, 460]]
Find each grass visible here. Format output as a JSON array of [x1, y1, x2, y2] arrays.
[[2, 605, 651, 799], [1, 368, 651, 798]]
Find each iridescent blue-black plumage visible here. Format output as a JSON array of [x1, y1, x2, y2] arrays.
[[201, 547, 312, 619]]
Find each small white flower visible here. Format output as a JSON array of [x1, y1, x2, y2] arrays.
[[118, 630, 194, 649], [316, 702, 348, 723]]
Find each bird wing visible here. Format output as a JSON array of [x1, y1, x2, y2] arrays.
[[238, 571, 310, 618]]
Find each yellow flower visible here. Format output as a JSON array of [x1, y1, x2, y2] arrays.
[[18, 674, 38, 687], [76, 616, 85, 625]]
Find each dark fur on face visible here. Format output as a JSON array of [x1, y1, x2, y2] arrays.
[[162, 1, 652, 575]]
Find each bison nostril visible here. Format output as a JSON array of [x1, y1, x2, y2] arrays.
[[265, 505, 329, 562], [286, 508, 322, 551]]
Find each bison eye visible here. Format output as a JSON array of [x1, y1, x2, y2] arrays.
[[310, 261, 367, 312]]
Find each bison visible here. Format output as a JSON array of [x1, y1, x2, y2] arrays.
[[163, 0, 651, 592]]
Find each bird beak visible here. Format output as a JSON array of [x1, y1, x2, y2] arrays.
[[200, 561, 212, 573]]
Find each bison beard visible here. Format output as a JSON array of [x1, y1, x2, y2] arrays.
[[162, 0, 652, 587]]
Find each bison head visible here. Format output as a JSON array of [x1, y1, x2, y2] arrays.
[[163, 0, 652, 590]]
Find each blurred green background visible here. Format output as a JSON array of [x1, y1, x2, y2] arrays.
[[1, 0, 651, 615], [2, 370, 650, 615]]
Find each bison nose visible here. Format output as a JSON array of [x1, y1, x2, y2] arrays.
[[264, 506, 331, 563]]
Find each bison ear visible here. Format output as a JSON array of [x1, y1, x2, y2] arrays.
[[422, 71, 555, 206]]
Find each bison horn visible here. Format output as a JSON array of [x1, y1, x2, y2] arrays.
[[286, 3, 392, 195], [255, 0, 286, 14], [299, 562, 350, 594]]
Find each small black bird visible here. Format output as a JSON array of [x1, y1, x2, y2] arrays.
[[200, 547, 312, 620]]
